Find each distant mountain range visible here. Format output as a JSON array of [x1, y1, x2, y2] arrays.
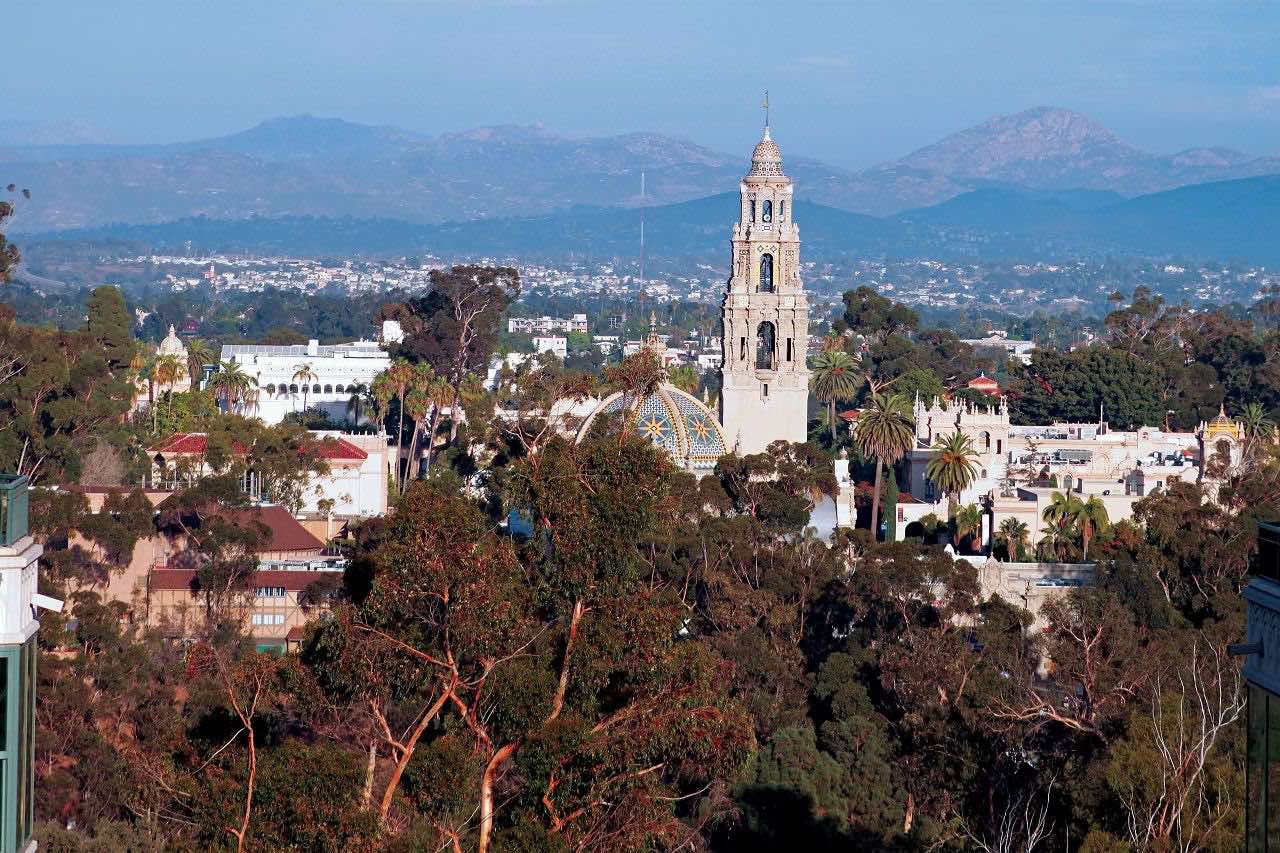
[[37, 174, 1280, 265], [4, 107, 1278, 234]]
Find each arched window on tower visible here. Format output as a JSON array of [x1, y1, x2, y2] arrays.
[[779, 200, 786, 221], [756, 322, 776, 370], [759, 253, 774, 293], [749, 200, 756, 223], [762, 200, 772, 223]]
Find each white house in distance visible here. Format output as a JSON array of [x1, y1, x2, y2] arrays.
[[149, 431, 390, 521], [533, 336, 568, 359], [219, 339, 391, 425], [835, 394, 1241, 549]]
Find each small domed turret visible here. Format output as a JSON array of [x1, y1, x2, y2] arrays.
[[748, 127, 784, 177]]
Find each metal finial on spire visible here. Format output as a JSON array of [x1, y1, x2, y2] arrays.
[[762, 90, 770, 129]]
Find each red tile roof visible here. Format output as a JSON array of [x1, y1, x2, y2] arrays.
[[967, 374, 1001, 392], [838, 409, 861, 422], [150, 432, 367, 461], [150, 568, 342, 592], [311, 438, 368, 461], [150, 433, 249, 455], [155, 500, 325, 553]]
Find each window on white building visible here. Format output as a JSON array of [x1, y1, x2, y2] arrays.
[[251, 613, 287, 626]]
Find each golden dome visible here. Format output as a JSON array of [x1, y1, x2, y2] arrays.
[[1205, 404, 1243, 440]]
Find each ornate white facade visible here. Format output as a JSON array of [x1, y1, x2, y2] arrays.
[[718, 125, 810, 455]]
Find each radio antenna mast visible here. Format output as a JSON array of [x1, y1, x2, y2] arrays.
[[639, 171, 646, 293]]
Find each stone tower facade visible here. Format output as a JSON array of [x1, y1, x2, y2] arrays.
[[719, 126, 810, 455]]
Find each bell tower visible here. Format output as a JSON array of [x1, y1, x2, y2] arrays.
[[719, 120, 810, 455]]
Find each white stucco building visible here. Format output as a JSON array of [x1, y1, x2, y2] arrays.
[[835, 394, 1243, 548], [219, 339, 391, 425]]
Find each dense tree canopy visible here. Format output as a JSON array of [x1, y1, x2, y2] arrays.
[[4, 273, 1270, 851]]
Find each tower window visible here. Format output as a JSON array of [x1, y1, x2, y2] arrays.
[[786, 338, 793, 361], [750, 200, 756, 223], [759, 253, 774, 293], [756, 322, 776, 370], [740, 337, 746, 362], [762, 200, 772, 223], [763, 383, 769, 397], [779, 200, 786, 221]]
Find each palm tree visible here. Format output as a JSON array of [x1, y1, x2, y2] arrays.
[[667, 365, 700, 395], [997, 517, 1030, 561], [811, 350, 861, 444], [209, 361, 256, 414], [1042, 490, 1084, 529], [1240, 402, 1275, 460], [293, 362, 319, 413], [1038, 523, 1065, 562], [385, 359, 416, 494], [953, 504, 983, 552], [926, 431, 980, 514], [131, 350, 158, 431], [404, 386, 430, 483], [346, 390, 363, 428], [1077, 495, 1110, 560], [371, 375, 393, 432], [853, 391, 915, 539], [422, 374, 455, 475], [155, 353, 185, 427], [185, 338, 215, 389]]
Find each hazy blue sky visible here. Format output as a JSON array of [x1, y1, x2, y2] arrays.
[[10, 0, 1278, 167]]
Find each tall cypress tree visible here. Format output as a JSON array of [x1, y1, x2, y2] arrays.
[[86, 285, 136, 370]]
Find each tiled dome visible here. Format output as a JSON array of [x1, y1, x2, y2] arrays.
[[577, 384, 727, 471], [158, 325, 187, 357], [748, 127, 784, 177]]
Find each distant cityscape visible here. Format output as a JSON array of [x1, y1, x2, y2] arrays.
[[87, 251, 1280, 317]]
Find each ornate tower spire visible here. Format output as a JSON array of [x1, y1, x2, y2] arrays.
[[718, 113, 810, 455]]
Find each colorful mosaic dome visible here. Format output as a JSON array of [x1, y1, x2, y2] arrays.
[[576, 384, 727, 471]]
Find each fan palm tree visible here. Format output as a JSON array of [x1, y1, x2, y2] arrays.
[[667, 364, 700, 395], [293, 362, 319, 413], [854, 391, 915, 538], [1240, 402, 1275, 460], [953, 504, 984, 551], [1038, 523, 1065, 562], [371, 374, 394, 435], [385, 359, 416, 494], [422, 374, 455, 475], [1042, 490, 1084, 529], [131, 351, 158, 430], [1077, 495, 1110, 560], [185, 338, 215, 389], [403, 386, 430, 483], [209, 361, 256, 414], [997, 517, 1030, 561], [811, 350, 861, 444], [926, 431, 980, 514], [155, 353, 185, 426], [346, 390, 363, 428]]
